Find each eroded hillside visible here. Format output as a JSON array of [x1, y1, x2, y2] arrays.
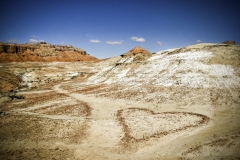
[[0, 43, 239, 159]]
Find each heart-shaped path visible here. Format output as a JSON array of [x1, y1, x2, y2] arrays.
[[117, 108, 209, 142]]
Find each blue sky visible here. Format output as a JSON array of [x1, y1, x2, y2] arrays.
[[1, 0, 239, 58]]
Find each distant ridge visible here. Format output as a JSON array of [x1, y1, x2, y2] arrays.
[[0, 42, 100, 62], [221, 40, 237, 45]]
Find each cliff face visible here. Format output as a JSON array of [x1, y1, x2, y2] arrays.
[[0, 42, 100, 62]]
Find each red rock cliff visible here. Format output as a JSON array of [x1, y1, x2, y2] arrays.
[[0, 42, 100, 62]]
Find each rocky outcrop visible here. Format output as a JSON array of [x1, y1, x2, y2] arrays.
[[221, 40, 237, 45], [121, 46, 152, 57], [114, 46, 152, 66], [0, 42, 100, 62]]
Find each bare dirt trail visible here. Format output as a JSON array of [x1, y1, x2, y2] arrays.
[[1, 73, 239, 159], [53, 82, 147, 119], [47, 80, 217, 159]]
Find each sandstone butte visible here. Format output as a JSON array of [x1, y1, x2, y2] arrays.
[[0, 42, 100, 62], [121, 46, 152, 57]]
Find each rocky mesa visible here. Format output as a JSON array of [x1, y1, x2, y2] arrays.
[[0, 42, 100, 62]]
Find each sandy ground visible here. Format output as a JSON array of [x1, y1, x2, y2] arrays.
[[0, 44, 240, 159], [0, 77, 239, 159]]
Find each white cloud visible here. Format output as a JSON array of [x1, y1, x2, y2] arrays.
[[156, 41, 163, 46], [29, 39, 44, 43], [106, 40, 124, 45], [90, 39, 101, 43], [29, 39, 38, 43], [131, 36, 145, 42], [196, 40, 201, 43]]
